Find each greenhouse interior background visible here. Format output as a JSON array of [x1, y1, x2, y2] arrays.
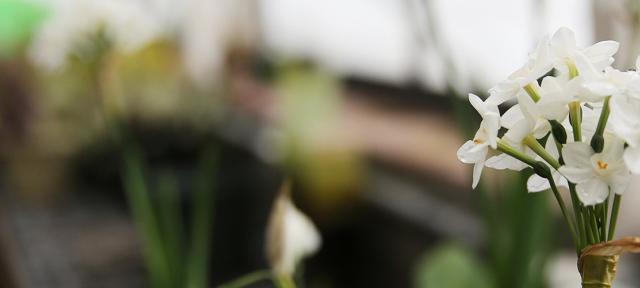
[[1, 0, 640, 287]]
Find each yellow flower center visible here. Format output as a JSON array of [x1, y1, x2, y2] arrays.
[[597, 160, 609, 170], [473, 139, 484, 144]]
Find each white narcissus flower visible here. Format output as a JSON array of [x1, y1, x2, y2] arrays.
[[266, 182, 321, 276], [457, 94, 500, 188], [550, 27, 619, 74], [487, 36, 552, 105], [558, 138, 631, 206]]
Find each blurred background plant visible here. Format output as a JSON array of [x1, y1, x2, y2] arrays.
[[1, 0, 640, 287]]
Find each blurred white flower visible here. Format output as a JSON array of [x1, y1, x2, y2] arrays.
[[266, 182, 322, 276], [181, 0, 257, 87], [29, 0, 165, 70]]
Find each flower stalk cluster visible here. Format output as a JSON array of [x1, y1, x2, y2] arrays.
[[457, 28, 640, 258]]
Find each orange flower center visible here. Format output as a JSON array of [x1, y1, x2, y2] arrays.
[[473, 139, 484, 144], [597, 160, 609, 170]]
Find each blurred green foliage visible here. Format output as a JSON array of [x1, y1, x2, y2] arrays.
[[414, 244, 493, 288], [122, 139, 217, 288], [0, 0, 48, 57]]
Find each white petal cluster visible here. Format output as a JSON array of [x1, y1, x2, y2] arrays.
[[458, 27, 640, 207]]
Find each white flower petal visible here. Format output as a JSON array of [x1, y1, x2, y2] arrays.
[[624, 146, 640, 174], [527, 174, 550, 193], [501, 104, 523, 129], [550, 27, 576, 58], [517, 92, 539, 122], [503, 119, 533, 144], [609, 171, 631, 195], [487, 81, 519, 105], [537, 98, 569, 122], [485, 153, 527, 171], [468, 93, 485, 114], [483, 114, 501, 149], [472, 161, 484, 189], [601, 136, 625, 162], [562, 142, 593, 167], [582, 40, 619, 70], [576, 179, 609, 206], [267, 185, 321, 275], [558, 166, 593, 183], [457, 140, 487, 164]]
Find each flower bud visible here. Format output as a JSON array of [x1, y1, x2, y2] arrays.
[[591, 134, 604, 153], [532, 161, 552, 178], [550, 120, 567, 144]]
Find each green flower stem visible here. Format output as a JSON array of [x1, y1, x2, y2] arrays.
[[548, 176, 579, 249], [157, 171, 183, 287], [569, 183, 586, 250], [584, 210, 595, 245], [122, 144, 171, 288], [275, 274, 296, 288], [608, 194, 622, 241], [604, 195, 610, 239], [554, 140, 564, 165], [497, 139, 538, 167], [569, 101, 582, 142], [523, 135, 561, 169], [524, 83, 541, 102], [587, 206, 601, 243], [218, 271, 273, 288], [186, 146, 217, 288], [599, 203, 607, 242], [499, 138, 579, 248], [590, 96, 611, 153], [594, 96, 611, 136]]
